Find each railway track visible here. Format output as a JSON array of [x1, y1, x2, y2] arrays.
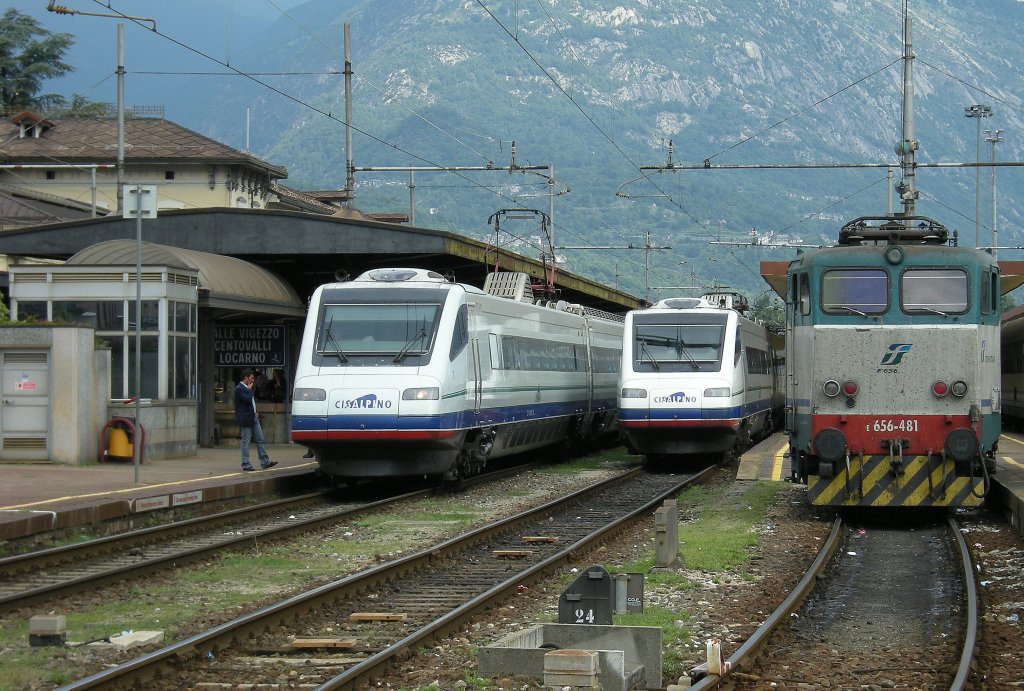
[[0, 490, 401, 613], [57, 466, 710, 689], [0, 461, 538, 613], [690, 516, 978, 690]]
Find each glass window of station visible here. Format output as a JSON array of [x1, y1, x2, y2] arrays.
[[9, 266, 199, 401]]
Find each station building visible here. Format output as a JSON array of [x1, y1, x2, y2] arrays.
[[0, 112, 640, 464]]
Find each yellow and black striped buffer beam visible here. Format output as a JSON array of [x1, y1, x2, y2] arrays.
[[808, 455, 986, 507]]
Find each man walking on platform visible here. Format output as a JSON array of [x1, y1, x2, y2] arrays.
[[234, 368, 277, 471]]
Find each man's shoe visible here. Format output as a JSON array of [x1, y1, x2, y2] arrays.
[[261, 461, 278, 469], [242, 465, 255, 471]]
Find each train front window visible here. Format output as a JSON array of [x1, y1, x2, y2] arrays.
[[317, 303, 441, 362], [633, 323, 724, 371], [902, 269, 968, 315], [821, 269, 888, 315]]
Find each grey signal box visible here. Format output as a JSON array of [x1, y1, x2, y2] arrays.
[[558, 565, 613, 625]]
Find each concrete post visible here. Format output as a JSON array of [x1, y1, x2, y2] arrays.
[[653, 499, 681, 570]]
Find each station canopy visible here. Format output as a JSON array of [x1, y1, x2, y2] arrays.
[[67, 239, 305, 316]]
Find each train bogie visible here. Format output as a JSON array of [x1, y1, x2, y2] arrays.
[[291, 268, 623, 481]]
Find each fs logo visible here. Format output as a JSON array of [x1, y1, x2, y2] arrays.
[[878, 343, 912, 372]]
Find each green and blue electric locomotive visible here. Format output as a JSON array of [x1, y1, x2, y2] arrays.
[[785, 216, 999, 508]]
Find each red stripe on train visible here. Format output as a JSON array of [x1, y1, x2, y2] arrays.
[[292, 430, 462, 441]]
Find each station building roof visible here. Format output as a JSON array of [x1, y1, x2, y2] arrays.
[[67, 240, 305, 317], [0, 208, 643, 313]]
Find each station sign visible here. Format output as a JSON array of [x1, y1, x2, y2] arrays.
[[214, 324, 286, 367]]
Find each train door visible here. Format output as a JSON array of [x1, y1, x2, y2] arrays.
[[0, 350, 50, 462], [584, 324, 594, 413], [466, 304, 484, 413], [785, 272, 807, 432]]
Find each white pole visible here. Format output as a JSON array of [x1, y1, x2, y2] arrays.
[[134, 183, 143, 483]]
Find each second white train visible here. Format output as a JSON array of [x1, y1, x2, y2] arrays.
[[617, 293, 784, 463]]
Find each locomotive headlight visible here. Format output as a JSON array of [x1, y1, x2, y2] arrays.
[[932, 381, 949, 398], [402, 387, 439, 400], [293, 388, 327, 401], [842, 380, 859, 397], [704, 387, 731, 397], [823, 380, 841, 397], [950, 381, 968, 397], [621, 388, 648, 398]]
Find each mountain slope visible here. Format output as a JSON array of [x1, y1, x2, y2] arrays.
[[29, 0, 1024, 299]]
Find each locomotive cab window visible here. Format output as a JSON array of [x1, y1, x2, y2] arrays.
[[821, 269, 888, 315], [901, 269, 968, 315]]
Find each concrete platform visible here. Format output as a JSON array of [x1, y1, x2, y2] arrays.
[[0, 443, 318, 542], [993, 432, 1024, 536], [736, 432, 790, 482]]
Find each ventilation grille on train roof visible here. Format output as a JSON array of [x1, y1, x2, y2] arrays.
[[483, 271, 534, 303]]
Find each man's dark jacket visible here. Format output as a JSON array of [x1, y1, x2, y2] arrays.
[[234, 381, 257, 427]]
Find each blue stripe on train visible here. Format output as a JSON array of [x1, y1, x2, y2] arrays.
[[293, 397, 617, 432], [618, 398, 773, 422]]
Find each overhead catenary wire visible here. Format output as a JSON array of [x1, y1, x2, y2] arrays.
[[473, 0, 764, 287], [45, 0, 572, 259], [63, 0, 739, 291]]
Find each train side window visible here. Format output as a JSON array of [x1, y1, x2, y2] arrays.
[[821, 269, 888, 314], [489, 333, 501, 369], [798, 274, 810, 316], [901, 269, 968, 314], [991, 270, 1000, 314], [981, 270, 991, 315], [449, 305, 469, 360]]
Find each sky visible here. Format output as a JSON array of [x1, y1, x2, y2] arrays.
[[8, 0, 306, 106]]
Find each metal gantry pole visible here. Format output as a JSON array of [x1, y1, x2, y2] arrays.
[[116, 25, 125, 213], [134, 183, 143, 484], [985, 129, 1004, 258], [965, 104, 992, 247]]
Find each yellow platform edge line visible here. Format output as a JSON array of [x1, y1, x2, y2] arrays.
[[771, 444, 787, 481], [1002, 455, 1024, 471]]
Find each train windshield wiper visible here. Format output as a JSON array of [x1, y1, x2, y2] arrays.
[[322, 317, 348, 363], [638, 340, 660, 371], [916, 306, 950, 317], [837, 306, 868, 317], [674, 337, 699, 368], [394, 327, 427, 363]]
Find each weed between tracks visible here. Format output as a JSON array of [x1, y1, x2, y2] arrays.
[[0, 456, 782, 690], [603, 481, 783, 678]]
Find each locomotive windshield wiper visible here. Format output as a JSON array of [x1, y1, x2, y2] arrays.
[[394, 327, 427, 363], [837, 306, 868, 317], [916, 306, 950, 317], [322, 317, 348, 363], [638, 340, 660, 370]]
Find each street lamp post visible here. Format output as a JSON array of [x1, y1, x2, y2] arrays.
[[965, 104, 993, 247], [985, 128, 1004, 258]]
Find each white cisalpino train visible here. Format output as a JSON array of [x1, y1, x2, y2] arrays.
[[291, 268, 624, 481], [617, 292, 784, 464]]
